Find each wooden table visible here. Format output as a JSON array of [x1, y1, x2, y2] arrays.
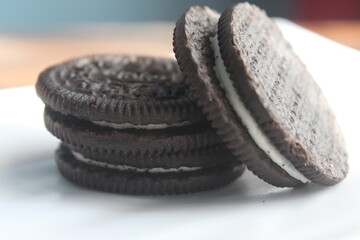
[[1, 21, 359, 89]]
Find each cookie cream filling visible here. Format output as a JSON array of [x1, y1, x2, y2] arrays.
[[71, 150, 202, 173], [210, 36, 309, 183], [91, 120, 192, 130]]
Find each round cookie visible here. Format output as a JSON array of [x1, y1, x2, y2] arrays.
[[45, 106, 233, 169], [36, 54, 204, 126], [37, 54, 244, 195], [56, 144, 245, 195], [173, 4, 348, 187]]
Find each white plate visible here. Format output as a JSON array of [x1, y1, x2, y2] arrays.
[[0, 19, 359, 240]]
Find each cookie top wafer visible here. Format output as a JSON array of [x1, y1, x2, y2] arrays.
[[36, 55, 204, 125], [173, 3, 348, 187]]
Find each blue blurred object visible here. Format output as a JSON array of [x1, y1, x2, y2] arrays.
[[0, 0, 294, 32]]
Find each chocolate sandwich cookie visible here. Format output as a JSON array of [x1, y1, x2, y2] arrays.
[[56, 144, 244, 195], [36, 54, 244, 194], [173, 3, 348, 187], [44, 106, 232, 169]]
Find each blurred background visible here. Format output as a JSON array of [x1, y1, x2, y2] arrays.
[[0, 0, 359, 88], [1, 0, 360, 31]]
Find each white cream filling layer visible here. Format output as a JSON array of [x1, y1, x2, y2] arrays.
[[71, 151, 202, 173], [210, 36, 309, 183], [91, 120, 192, 130]]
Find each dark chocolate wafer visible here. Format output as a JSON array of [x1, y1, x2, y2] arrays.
[[36, 54, 204, 125]]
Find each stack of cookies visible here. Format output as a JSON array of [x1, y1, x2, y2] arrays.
[[36, 55, 244, 194], [36, 3, 348, 195]]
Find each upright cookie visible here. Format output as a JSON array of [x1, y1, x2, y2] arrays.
[[173, 3, 348, 187]]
